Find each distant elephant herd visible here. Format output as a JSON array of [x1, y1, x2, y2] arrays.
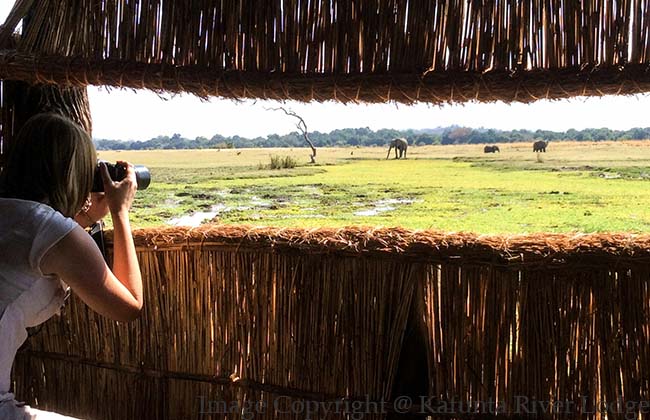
[[485, 140, 548, 153], [484, 141, 548, 153], [384, 138, 549, 159]]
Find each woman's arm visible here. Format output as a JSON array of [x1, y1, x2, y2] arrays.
[[40, 225, 142, 322], [41, 161, 143, 322], [109, 206, 143, 315]]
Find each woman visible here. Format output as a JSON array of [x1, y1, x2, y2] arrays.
[[0, 113, 143, 419]]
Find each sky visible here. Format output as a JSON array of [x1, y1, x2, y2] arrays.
[[3, 3, 650, 141], [88, 87, 650, 140]]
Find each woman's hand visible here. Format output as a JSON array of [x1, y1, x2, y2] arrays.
[[100, 161, 138, 216]]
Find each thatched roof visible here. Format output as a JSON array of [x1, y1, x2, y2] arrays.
[[1, 0, 650, 104]]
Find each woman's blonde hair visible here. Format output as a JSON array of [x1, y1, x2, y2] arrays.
[[0, 113, 97, 217]]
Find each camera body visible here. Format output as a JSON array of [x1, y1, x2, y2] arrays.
[[91, 161, 151, 192]]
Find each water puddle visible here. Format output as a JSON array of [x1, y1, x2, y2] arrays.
[[168, 188, 422, 225], [355, 206, 396, 216], [167, 195, 272, 226], [354, 198, 420, 217], [168, 204, 228, 227]]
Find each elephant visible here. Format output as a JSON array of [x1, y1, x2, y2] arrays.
[[484, 145, 500, 153], [386, 138, 408, 159], [533, 140, 547, 152]]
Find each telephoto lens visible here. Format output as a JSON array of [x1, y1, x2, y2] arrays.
[[91, 161, 151, 192]]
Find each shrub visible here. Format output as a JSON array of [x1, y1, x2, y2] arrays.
[[269, 155, 297, 169]]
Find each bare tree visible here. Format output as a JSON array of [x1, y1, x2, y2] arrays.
[[268, 107, 317, 163]]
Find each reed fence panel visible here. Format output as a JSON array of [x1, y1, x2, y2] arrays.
[[11, 226, 650, 419]]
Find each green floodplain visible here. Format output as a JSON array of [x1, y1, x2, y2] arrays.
[[97, 140, 650, 234]]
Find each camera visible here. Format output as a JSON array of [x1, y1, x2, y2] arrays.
[[91, 160, 151, 192]]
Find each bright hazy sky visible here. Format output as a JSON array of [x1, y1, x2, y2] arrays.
[[88, 87, 650, 140], [3, 3, 650, 141]]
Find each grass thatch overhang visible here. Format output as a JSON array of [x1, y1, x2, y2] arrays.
[[2, 0, 650, 104]]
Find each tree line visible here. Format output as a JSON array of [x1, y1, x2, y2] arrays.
[[93, 126, 650, 150]]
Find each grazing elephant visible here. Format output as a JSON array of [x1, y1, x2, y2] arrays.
[[484, 145, 500, 153], [533, 140, 547, 152], [386, 138, 408, 159]]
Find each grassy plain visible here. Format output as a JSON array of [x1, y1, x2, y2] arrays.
[[98, 141, 650, 234]]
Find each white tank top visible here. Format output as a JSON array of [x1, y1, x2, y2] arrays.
[[0, 198, 78, 399]]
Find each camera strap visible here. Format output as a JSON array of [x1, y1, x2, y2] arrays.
[[89, 220, 109, 265]]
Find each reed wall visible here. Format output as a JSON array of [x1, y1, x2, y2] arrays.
[[12, 226, 650, 420]]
